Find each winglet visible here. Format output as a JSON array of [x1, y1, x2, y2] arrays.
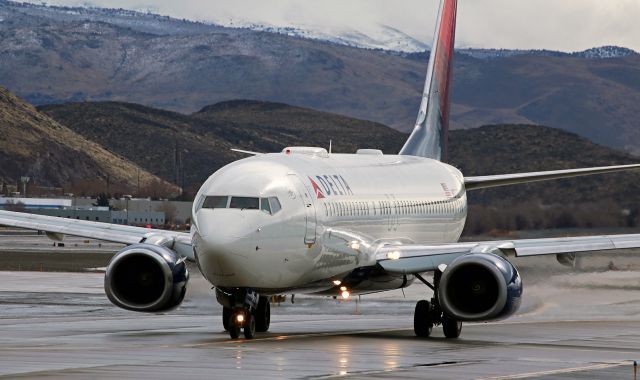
[[400, 0, 458, 161]]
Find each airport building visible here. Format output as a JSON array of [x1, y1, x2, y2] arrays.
[[35, 208, 165, 226], [0, 197, 178, 227], [0, 197, 72, 209]]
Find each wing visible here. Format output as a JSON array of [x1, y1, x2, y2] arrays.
[[464, 164, 640, 190], [376, 234, 640, 274], [0, 210, 194, 260], [230, 148, 263, 156]]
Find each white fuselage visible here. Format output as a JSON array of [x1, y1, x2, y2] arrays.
[[191, 149, 467, 294]]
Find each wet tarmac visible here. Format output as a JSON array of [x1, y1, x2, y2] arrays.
[[1, 262, 640, 379]]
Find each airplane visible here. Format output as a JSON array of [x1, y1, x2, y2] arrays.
[[2, 0, 640, 340]]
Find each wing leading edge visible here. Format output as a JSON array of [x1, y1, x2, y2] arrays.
[[377, 234, 640, 274], [0, 210, 194, 259], [464, 164, 640, 191]]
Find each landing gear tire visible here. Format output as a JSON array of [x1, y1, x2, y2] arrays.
[[243, 314, 256, 339], [255, 297, 271, 332], [228, 314, 240, 339], [414, 300, 433, 337], [442, 314, 462, 339], [222, 307, 232, 331]]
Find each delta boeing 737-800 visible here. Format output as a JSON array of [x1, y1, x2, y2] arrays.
[[2, 0, 640, 340]]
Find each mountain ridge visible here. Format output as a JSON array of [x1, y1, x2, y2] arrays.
[[39, 99, 640, 209], [0, 86, 178, 194], [6, 1, 636, 57], [2, 0, 640, 155]]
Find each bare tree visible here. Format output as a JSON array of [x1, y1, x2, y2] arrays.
[[156, 201, 177, 225]]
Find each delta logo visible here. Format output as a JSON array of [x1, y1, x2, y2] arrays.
[[308, 175, 354, 199]]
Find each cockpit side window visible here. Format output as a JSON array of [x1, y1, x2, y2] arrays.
[[260, 198, 271, 214], [269, 197, 282, 214], [230, 197, 259, 210], [202, 196, 228, 209]]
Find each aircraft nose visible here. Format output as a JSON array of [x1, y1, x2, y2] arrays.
[[196, 210, 245, 240], [194, 210, 257, 286]]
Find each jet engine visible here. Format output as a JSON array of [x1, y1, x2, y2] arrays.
[[438, 253, 522, 322], [104, 244, 189, 312]]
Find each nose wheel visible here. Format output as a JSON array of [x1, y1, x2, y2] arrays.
[[226, 310, 256, 339], [255, 296, 271, 332], [219, 291, 271, 340]]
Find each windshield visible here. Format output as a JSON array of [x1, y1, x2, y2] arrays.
[[229, 197, 259, 210], [200, 195, 281, 214], [202, 196, 228, 209]]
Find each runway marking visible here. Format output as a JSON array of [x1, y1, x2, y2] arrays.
[[477, 360, 630, 380]]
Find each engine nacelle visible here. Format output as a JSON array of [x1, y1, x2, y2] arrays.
[[104, 244, 189, 312], [438, 253, 522, 322]]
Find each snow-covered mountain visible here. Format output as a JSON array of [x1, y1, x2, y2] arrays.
[[573, 46, 638, 59], [4, 1, 429, 53], [8, 1, 639, 58], [458, 46, 638, 60], [221, 20, 430, 53]]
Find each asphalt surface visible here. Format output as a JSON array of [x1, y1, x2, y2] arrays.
[[1, 231, 640, 379], [0, 230, 122, 272]]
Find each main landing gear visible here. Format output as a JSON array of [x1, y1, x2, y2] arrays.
[[218, 288, 270, 339], [413, 270, 462, 339]]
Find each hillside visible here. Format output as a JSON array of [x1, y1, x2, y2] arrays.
[[39, 101, 403, 188], [2, 1, 640, 154], [447, 125, 640, 206], [0, 87, 177, 195], [40, 100, 640, 208], [450, 54, 640, 154]]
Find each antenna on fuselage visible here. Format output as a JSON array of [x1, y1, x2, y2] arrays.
[[329, 140, 332, 155]]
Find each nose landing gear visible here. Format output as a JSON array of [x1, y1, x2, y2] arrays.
[[413, 270, 462, 339], [217, 288, 270, 339], [227, 310, 256, 339]]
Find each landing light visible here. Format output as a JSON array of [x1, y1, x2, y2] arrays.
[[333, 280, 342, 286], [340, 286, 347, 292], [236, 314, 245, 323], [341, 291, 350, 299], [349, 241, 361, 250], [387, 251, 401, 260]]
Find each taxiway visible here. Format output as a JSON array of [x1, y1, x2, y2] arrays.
[[1, 263, 639, 379]]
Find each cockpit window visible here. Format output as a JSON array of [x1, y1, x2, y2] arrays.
[[269, 197, 282, 214], [201, 195, 280, 214], [230, 197, 259, 210], [260, 198, 271, 214], [202, 196, 228, 209]]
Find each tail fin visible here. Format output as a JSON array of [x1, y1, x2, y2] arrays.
[[400, 0, 458, 161]]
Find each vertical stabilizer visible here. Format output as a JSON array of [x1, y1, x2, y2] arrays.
[[400, 0, 458, 161]]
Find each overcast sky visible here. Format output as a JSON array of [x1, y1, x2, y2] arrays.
[[26, 0, 640, 51]]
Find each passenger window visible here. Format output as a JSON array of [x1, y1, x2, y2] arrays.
[[202, 196, 228, 209], [230, 197, 259, 210]]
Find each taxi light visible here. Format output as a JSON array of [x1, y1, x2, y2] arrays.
[[349, 241, 361, 250], [387, 251, 401, 260], [340, 286, 347, 291], [333, 280, 342, 286], [236, 314, 245, 323], [341, 291, 350, 299]]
